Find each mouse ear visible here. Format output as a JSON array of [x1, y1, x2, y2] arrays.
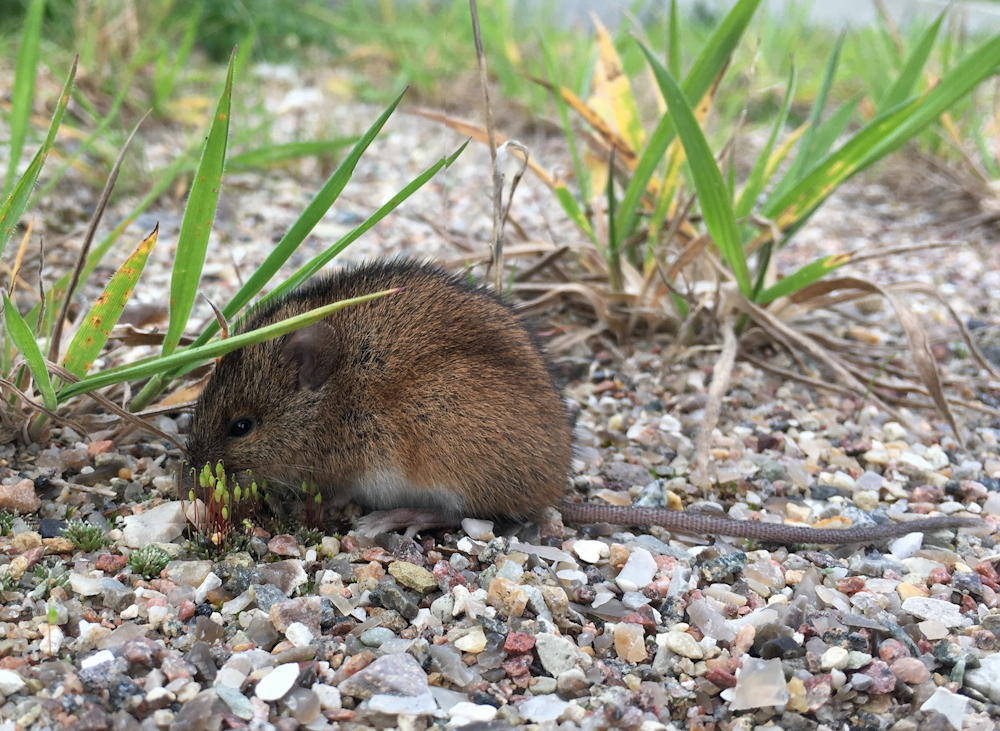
[[281, 322, 338, 390]]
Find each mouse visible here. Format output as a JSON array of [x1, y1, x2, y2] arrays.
[[186, 258, 984, 544]]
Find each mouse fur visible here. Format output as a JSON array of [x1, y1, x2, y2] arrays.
[[186, 258, 574, 536]]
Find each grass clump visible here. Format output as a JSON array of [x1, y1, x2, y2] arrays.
[[62, 518, 110, 553], [128, 545, 171, 580]]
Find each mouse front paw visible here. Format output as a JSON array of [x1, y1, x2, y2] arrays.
[[355, 509, 460, 540]]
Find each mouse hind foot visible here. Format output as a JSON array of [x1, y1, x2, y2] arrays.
[[355, 508, 461, 540]]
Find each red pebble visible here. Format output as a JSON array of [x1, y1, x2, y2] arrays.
[[177, 599, 196, 621], [975, 561, 1000, 583], [340, 535, 360, 553], [96, 554, 127, 573], [504, 632, 536, 654], [960, 594, 977, 613], [432, 561, 466, 590], [620, 605, 657, 632], [837, 576, 866, 595], [878, 639, 909, 662], [501, 654, 532, 686], [928, 567, 951, 585], [705, 667, 738, 688]]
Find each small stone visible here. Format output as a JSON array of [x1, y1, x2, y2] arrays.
[[0, 479, 39, 513], [448, 701, 497, 725], [121, 501, 185, 548], [454, 626, 487, 653], [919, 619, 950, 641], [856, 660, 895, 694], [890, 657, 931, 684], [487, 577, 528, 617], [255, 663, 300, 701], [164, 560, 213, 588], [900, 596, 964, 627], [371, 580, 419, 620], [0, 669, 27, 695], [616, 548, 657, 592], [11, 531, 42, 553], [504, 632, 535, 654], [662, 631, 704, 660], [572, 540, 609, 564], [613, 623, 647, 663], [920, 687, 969, 730], [388, 561, 438, 594], [338, 652, 429, 700], [359, 627, 395, 648], [729, 657, 789, 710], [820, 646, 849, 670], [535, 633, 584, 677], [267, 535, 301, 557], [285, 622, 313, 648], [518, 694, 570, 723]]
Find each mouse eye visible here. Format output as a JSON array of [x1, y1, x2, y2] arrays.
[[228, 417, 256, 438]]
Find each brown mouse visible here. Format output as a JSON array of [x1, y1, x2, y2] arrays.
[[187, 259, 984, 544], [187, 258, 574, 538]]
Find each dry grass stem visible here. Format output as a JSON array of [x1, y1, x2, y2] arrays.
[[692, 314, 738, 489]]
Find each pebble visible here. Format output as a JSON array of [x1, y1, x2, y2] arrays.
[[0, 669, 26, 695], [254, 663, 300, 702], [518, 694, 569, 723], [820, 646, 850, 670], [535, 633, 584, 677], [889, 657, 931, 684], [0, 479, 39, 513], [448, 701, 498, 725], [920, 687, 969, 730], [728, 657, 789, 710], [572, 539, 609, 563], [388, 561, 438, 593], [454, 626, 487, 653], [613, 623, 647, 662], [338, 653, 429, 700], [121, 501, 185, 547], [616, 548, 657, 591], [900, 596, 965, 627], [662, 631, 704, 660]]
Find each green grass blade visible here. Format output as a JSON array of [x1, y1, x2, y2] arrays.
[[668, 0, 681, 79], [736, 63, 797, 218], [58, 289, 399, 402], [658, 66, 750, 296], [63, 226, 158, 377], [554, 183, 598, 245], [3, 294, 56, 411], [806, 94, 861, 164], [541, 37, 590, 205], [857, 30, 1000, 171], [263, 140, 469, 306], [4, 0, 45, 200], [161, 49, 236, 358], [767, 33, 844, 205], [881, 11, 944, 112], [757, 253, 854, 304], [619, 0, 762, 240], [0, 57, 77, 261], [227, 138, 360, 171], [761, 96, 921, 231], [179, 89, 408, 353]]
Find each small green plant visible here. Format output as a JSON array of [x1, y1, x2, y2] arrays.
[[128, 545, 172, 580], [30, 561, 69, 600], [0, 510, 15, 536], [185, 461, 264, 558], [296, 527, 325, 548], [62, 518, 111, 553], [0, 570, 16, 592]]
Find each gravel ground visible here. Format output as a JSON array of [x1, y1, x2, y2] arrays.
[[2, 62, 1000, 731]]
